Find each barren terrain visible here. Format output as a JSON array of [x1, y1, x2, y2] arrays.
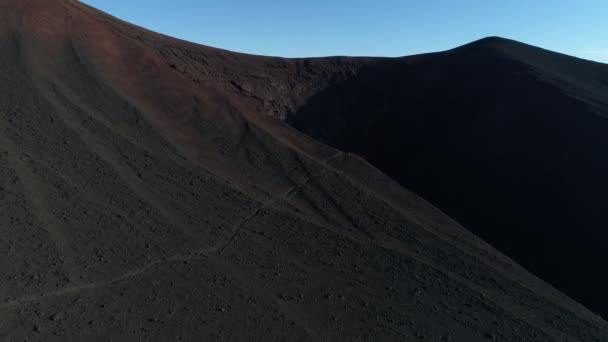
[[0, 0, 607, 340]]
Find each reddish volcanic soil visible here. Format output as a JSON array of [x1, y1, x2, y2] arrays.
[[0, 0, 607, 341]]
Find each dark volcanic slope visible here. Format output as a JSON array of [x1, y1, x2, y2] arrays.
[[1, 0, 607, 341], [285, 37, 608, 319]]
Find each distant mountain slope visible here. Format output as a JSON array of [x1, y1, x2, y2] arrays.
[[0, 0, 607, 340], [287, 36, 608, 318]]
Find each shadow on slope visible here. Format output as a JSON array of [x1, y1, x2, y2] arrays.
[[289, 37, 608, 318], [1, 2, 607, 339]]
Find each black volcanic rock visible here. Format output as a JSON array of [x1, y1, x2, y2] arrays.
[[288, 36, 608, 319], [0, 1, 607, 340]]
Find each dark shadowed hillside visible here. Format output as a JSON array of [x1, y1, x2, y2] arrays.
[[0, 0, 607, 340], [286, 37, 608, 319]]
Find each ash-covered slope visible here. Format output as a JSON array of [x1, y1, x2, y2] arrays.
[[286, 36, 608, 319], [0, 1, 607, 341]]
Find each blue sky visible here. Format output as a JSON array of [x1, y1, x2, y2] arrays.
[[81, 1, 608, 63]]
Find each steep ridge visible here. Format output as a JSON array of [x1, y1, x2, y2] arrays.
[[0, 1, 607, 340], [286, 36, 608, 319]]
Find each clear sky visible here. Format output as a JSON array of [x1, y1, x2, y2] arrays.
[[80, 0, 608, 63]]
